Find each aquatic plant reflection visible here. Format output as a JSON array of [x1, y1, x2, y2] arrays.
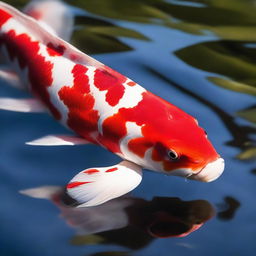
[[72, 15, 149, 55], [21, 186, 215, 250], [175, 41, 256, 96], [68, 0, 256, 41]]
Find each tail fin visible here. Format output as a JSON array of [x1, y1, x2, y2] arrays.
[[23, 0, 74, 41]]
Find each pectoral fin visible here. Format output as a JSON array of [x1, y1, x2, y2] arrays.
[[20, 186, 62, 199], [26, 134, 90, 146], [67, 161, 143, 207], [0, 97, 46, 112]]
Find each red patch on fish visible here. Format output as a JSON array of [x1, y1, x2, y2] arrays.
[[59, 87, 94, 110], [66, 109, 99, 143], [59, 64, 99, 143], [0, 29, 61, 119], [127, 81, 136, 87], [0, 9, 12, 28], [94, 68, 126, 106], [128, 137, 153, 158], [84, 169, 99, 175], [98, 114, 127, 153], [72, 64, 90, 94], [46, 42, 65, 57], [105, 167, 118, 173], [67, 181, 92, 189]]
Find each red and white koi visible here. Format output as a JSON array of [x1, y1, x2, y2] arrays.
[[0, 0, 224, 207]]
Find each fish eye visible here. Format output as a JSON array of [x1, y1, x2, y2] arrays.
[[167, 150, 179, 160], [204, 130, 208, 137]]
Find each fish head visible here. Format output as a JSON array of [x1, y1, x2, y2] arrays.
[[126, 100, 224, 182]]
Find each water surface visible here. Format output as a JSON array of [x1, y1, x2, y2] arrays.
[[0, 0, 255, 255]]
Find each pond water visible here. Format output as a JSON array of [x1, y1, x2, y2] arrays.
[[0, 0, 255, 256]]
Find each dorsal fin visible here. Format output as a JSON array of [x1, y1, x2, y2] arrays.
[[0, 1, 103, 68]]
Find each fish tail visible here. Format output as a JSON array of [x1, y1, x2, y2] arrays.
[[23, 0, 75, 41]]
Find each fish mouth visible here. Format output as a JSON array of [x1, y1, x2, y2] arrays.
[[188, 158, 225, 182]]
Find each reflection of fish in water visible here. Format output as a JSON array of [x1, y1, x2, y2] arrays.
[[0, 0, 224, 207], [21, 186, 215, 247]]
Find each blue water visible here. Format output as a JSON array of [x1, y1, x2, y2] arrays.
[[1, 1, 256, 256]]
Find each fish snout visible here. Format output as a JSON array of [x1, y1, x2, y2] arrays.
[[189, 158, 225, 182]]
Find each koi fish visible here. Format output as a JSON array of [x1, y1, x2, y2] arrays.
[[20, 186, 215, 239], [0, 0, 225, 207]]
